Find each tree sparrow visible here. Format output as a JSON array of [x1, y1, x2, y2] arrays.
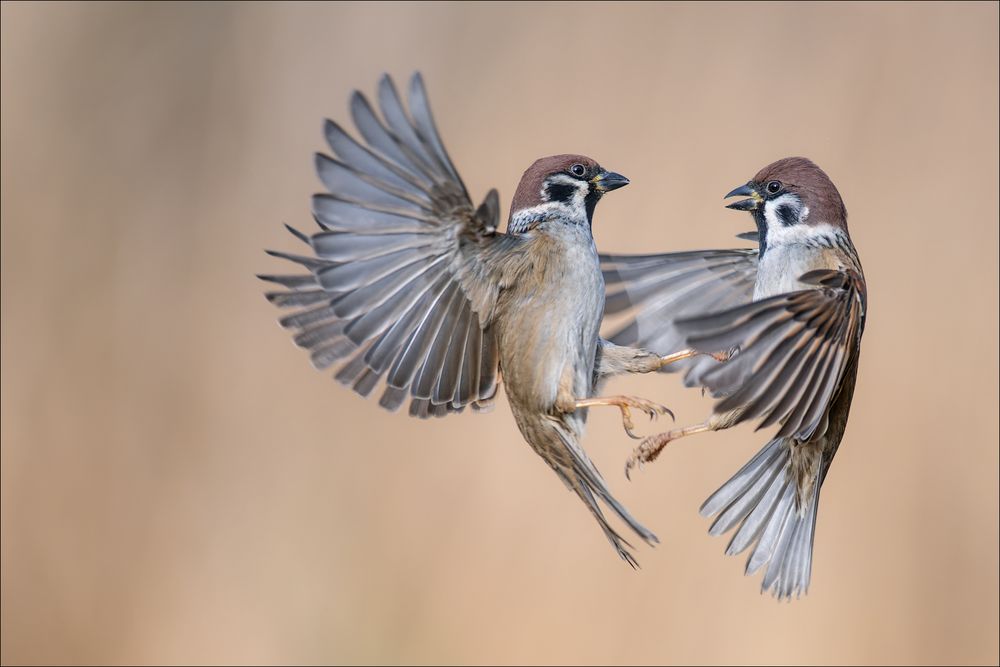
[[261, 74, 679, 566], [602, 157, 866, 596]]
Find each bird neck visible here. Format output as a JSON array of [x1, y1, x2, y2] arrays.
[[507, 201, 592, 235]]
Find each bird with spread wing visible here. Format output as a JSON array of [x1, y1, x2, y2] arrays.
[[602, 157, 866, 598], [260, 73, 684, 566]]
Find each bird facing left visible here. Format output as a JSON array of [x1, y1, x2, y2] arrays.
[[259, 73, 681, 566]]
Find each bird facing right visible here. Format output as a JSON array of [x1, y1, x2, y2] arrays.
[[261, 73, 677, 568], [601, 157, 867, 598]]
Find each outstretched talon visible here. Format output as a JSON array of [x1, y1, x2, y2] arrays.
[[574, 395, 674, 439], [625, 430, 675, 479], [624, 421, 714, 480], [656, 347, 732, 370]]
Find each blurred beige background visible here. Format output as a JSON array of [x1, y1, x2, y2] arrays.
[[2, 1, 998, 665]]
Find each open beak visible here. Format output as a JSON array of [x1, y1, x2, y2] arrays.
[[725, 182, 763, 211], [592, 170, 630, 193]]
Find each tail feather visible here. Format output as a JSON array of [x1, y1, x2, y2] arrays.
[[542, 417, 658, 567], [746, 483, 796, 575], [701, 437, 820, 599], [724, 466, 788, 557], [572, 478, 641, 569], [706, 442, 787, 535], [773, 484, 819, 597]]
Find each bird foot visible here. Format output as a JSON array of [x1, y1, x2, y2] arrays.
[[624, 421, 713, 479], [574, 395, 674, 439], [625, 431, 676, 480], [618, 396, 675, 439]]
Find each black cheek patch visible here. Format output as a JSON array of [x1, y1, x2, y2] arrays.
[[776, 204, 798, 227], [545, 182, 577, 203]]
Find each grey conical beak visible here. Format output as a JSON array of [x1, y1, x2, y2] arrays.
[[592, 170, 630, 193], [724, 183, 762, 210]]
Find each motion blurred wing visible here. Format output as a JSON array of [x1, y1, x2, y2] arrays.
[[260, 73, 512, 417], [601, 241, 759, 383], [677, 269, 866, 440]]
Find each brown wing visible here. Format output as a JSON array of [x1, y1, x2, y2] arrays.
[[260, 73, 515, 417], [676, 269, 866, 441]]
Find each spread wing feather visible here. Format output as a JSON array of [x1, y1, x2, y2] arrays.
[[600, 243, 759, 382], [260, 73, 512, 417], [677, 269, 866, 441]]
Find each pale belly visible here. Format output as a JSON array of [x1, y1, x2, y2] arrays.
[[754, 244, 845, 300], [496, 226, 604, 412]]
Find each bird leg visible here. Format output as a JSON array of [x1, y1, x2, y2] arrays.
[[656, 347, 731, 369], [573, 395, 674, 439], [594, 341, 730, 384], [625, 421, 714, 479]]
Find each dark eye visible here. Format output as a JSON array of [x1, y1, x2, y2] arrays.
[[766, 180, 782, 194], [570, 163, 586, 178]]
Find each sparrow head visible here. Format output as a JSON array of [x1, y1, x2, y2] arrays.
[[724, 158, 848, 249], [508, 154, 629, 233]]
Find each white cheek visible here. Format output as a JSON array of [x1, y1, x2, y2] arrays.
[[763, 193, 801, 228], [542, 174, 590, 216]]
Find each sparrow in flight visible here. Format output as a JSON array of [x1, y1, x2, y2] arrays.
[[602, 157, 866, 596], [260, 73, 679, 566]]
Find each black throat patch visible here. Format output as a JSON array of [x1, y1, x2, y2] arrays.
[[753, 208, 768, 258], [584, 189, 600, 227]]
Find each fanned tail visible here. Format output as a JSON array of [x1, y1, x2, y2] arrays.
[[700, 437, 820, 599]]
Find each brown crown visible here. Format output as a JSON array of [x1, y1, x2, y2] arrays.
[[754, 157, 848, 227]]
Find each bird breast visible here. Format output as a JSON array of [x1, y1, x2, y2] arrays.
[[496, 222, 604, 413], [754, 235, 853, 301]]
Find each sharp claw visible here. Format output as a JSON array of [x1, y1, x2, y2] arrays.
[[608, 399, 677, 440]]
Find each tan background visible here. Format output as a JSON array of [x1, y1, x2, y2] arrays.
[[2, 2, 998, 664]]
